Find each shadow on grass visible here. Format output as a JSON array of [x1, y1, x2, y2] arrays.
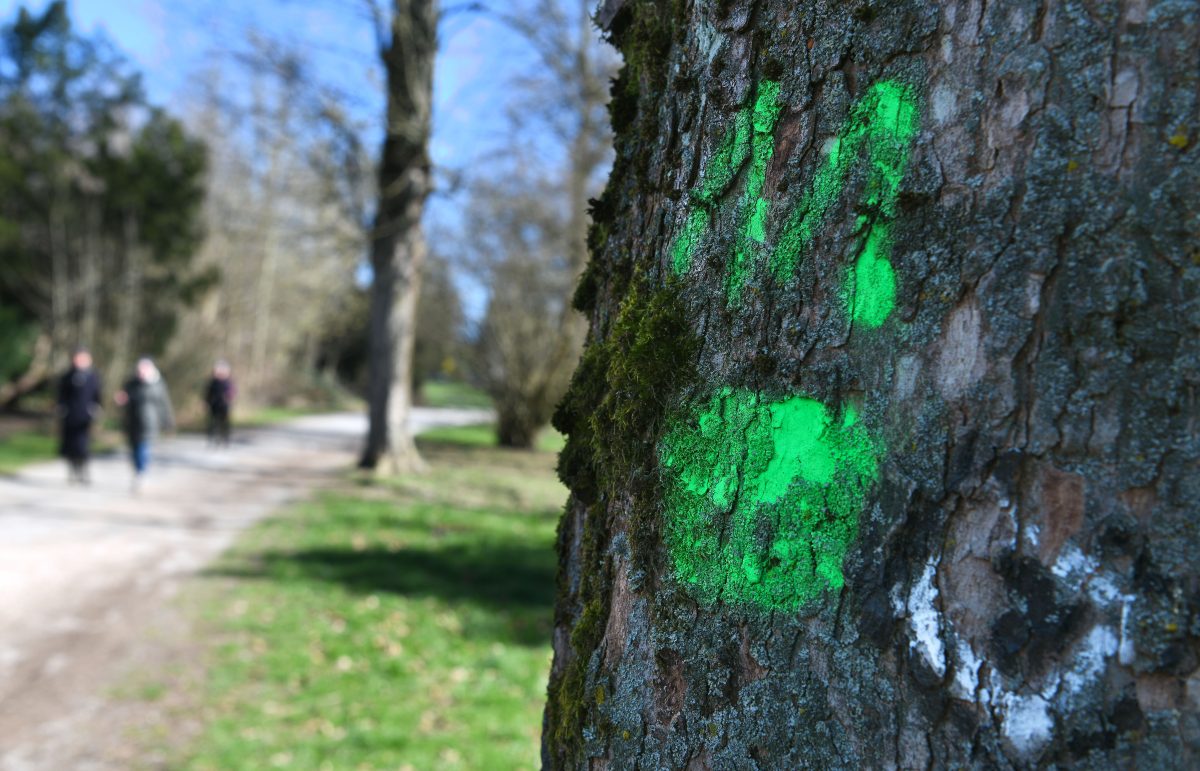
[[210, 540, 556, 647]]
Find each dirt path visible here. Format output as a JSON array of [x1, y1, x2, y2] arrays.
[[0, 409, 490, 771]]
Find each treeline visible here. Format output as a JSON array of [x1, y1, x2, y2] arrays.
[[0, 2, 208, 404], [0, 0, 613, 449], [0, 2, 372, 417]]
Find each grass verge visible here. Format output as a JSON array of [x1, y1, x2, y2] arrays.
[[416, 381, 493, 410], [160, 425, 564, 770], [0, 428, 56, 474], [0, 418, 120, 474], [417, 423, 566, 455]]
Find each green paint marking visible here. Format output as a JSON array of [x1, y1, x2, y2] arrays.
[[671, 78, 919, 323], [661, 388, 881, 611], [669, 81, 784, 303], [847, 221, 897, 327], [671, 208, 709, 275], [772, 80, 919, 327], [660, 78, 921, 611]]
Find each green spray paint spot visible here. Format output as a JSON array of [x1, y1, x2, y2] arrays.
[[771, 80, 919, 327], [670, 79, 918, 322], [659, 78, 919, 611], [661, 388, 881, 611], [669, 81, 783, 304], [671, 208, 710, 275], [847, 221, 897, 327]]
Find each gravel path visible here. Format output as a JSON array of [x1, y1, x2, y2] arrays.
[[0, 409, 490, 771]]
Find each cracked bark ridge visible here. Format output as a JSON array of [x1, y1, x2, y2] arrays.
[[544, 0, 1200, 768]]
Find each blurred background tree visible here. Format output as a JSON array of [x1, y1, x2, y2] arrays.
[[0, 0, 207, 402], [0, 0, 614, 447], [458, 0, 616, 448]]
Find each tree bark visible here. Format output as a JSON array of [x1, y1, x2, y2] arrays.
[[544, 1, 1200, 768], [359, 0, 437, 472]]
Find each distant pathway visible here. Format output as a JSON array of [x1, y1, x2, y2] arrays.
[[0, 409, 490, 771]]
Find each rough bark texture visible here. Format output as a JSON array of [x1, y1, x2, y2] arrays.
[[360, 0, 436, 472], [544, 0, 1200, 768]]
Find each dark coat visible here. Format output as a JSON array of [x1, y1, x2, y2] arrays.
[[123, 376, 174, 444], [57, 367, 101, 459], [205, 376, 235, 415]]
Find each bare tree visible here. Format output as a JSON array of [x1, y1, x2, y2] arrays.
[[467, 170, 578, 447], [358, 0, 438, 472], [465, 0, 616, 448], [165, 49, 368, 413]]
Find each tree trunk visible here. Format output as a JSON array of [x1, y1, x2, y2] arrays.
[[80, 201, 100, 350], [47, 197, 71, 360], [0, 333, 52, 408], [497, 398, 539, 449], [544, 1, 1200, 768], [359, 0, 437, 473]]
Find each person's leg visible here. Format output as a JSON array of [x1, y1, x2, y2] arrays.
[[63, 426, 77, 484], [219, 409, 231, 446], [131, 441, 149, 493], [77, 427, 91, 485], [135, 441, 149, 474]]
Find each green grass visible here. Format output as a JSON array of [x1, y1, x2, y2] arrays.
[[418, 423, 566, 455], [237, 405, 331, 428], [173, 427, 565, 770], [417, 381, 493, 409], [0, 429, 56, 474]]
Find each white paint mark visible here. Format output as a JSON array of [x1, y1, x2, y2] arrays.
[[998, 691, 1054, 755], [1085, 574, 1129, 608], [940, 35, 954, 64], [951, 638, 982, 700], [1051, 544, 1098, 590], [906, 558, 946, 678], [1063, 626, 1117, 698]]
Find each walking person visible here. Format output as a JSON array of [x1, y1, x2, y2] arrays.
[[204, 359, 235, 447], [56, 346, 102, 485], [114, 357, 174, 492]]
